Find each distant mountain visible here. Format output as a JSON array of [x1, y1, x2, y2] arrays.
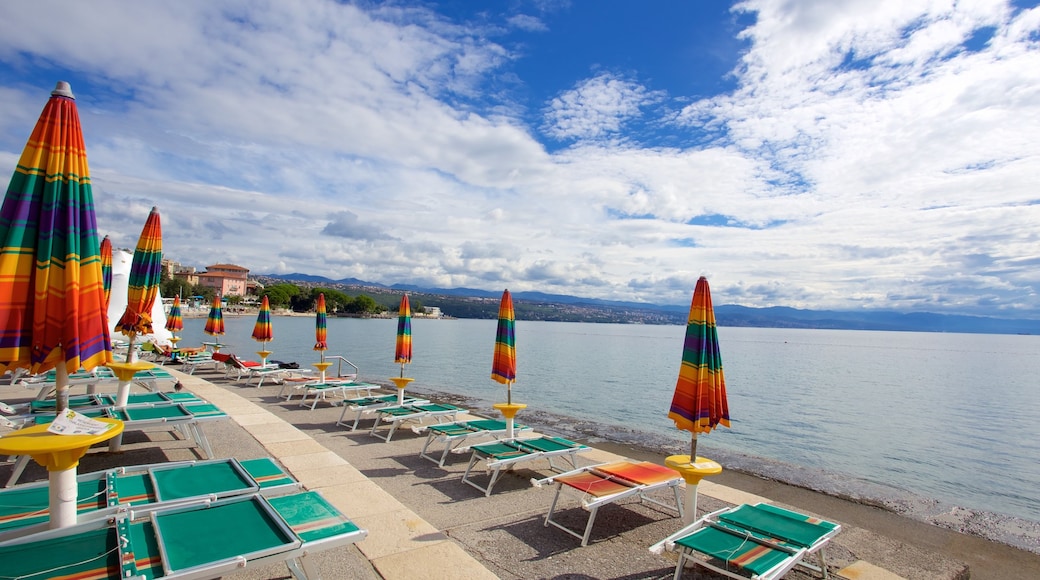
[[258, 274, 1040, 335]]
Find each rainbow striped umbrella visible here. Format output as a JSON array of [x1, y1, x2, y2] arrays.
[[204, 295, 224, 337], [668, 276, 730, 459], [314, 293, 327, 361], [394, 294, 412, 376], [114, 207, 162, 358], [491, 289, 517, 404], [100, 235, 113, 310], [165, 295, 183, 335], [252, 295, 274, 364], [0, 81, 112, 411]]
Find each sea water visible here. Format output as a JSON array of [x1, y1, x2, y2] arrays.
[[172, 316, 1040, 552]]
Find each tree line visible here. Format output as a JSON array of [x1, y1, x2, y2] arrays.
[[160, 275, 419, 315]]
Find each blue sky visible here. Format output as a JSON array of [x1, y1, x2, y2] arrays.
[[2, 0, 1039, 316]]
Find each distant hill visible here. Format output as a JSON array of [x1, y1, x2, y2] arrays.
[[258, 273, 1040, 335]]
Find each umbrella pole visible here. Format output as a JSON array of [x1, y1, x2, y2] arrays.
[[54, 361, 70, 414], [507, 382, 513, 437], [690, 433, 698, 461]]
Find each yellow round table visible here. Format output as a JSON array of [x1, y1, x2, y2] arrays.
[[0, 418, 124, 528], [390, 377, 414, 404], [666, 455, 722, 523], [493, 402, 527, 439]]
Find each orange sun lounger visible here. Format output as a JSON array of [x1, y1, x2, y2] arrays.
[[532, 459, 684, 546]]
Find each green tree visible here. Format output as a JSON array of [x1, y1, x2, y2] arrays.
[[345, 294, 379, 314], [262, 283, 301, 309], [316, 288, 351, 312]]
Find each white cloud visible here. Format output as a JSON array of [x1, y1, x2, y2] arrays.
[[0, 0, 1038, 316], [543, 73, 665, 141]]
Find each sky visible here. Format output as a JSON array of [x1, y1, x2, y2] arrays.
[[1, 0, 1039, 317]]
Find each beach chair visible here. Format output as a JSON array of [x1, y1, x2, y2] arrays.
[[648, 503, 842, 580], [294, 380, 379, 410], [0, 490, 367, 579], [181, 350, 215, 374], [462, 436, 591, 496], [226, 354, 292, 387], [0, 457, 299, 540], [335, 393, 430, 431], [6, 401, 229, 487], [532, 459, 684, 546], [26, 390, 205, 413], [369, 403, 465, 442], [416, 419, 533, 467]]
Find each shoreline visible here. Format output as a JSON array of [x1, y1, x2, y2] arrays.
[[404, 381, 1040, 573]]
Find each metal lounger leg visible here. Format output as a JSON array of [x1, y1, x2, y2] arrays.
[[188, 423, 214, 458], [4, 455, 31, 487], [285, 554, 320, 580], [418, 432, 439, 464]]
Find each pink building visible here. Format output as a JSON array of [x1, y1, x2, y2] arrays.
[[198, 263, 249, 297]]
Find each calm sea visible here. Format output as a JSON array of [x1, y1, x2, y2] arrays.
[[172, 315, 1040, 552]]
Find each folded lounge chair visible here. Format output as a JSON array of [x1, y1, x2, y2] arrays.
[[648, 503, 842, 580], [0, 457, 299, 540], [462, 436, 591, 496], [369, 403, 465, 442], [532, 459, 684, 546], [0, 490, 367, 580], [335, 393, 430, 431], [416, 418, 533, 467]]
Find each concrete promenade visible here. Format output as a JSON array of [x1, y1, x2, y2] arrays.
[[3, 364, 1038, 579]]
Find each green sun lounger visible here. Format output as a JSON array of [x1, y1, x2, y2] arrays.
[[649, 503, 842, 579], [28, 390, 203, 412], [0, 457, 299, 541], [5, 401, 229, 487], [294, 381, 379, 410], [369, 403, 465, 442], [417, 419, 533, 467], [463, 436, 591, 496], [335, 393, 430, 431], [0, 490, 366, 579]]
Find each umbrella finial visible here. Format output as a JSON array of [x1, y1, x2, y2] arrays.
[[52, 81, 75, 99]]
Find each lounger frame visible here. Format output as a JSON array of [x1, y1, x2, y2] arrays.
[[463, 436, 590, 496], [369, 403, 464, 442], [533, 460, 684, 546], [649, 503, 841, 580], [416, 419, 533, 467]]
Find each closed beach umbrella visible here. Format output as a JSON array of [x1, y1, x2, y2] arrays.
[[395, 294, 412, 376], [314, 293, 327, 359], [0, 81, 112, 413], [0, 81, 113, 528], [114, 207, 162, 359], [491, 289, 517, 404], [669, 276, 730, 460], [100, 235, 113, 309], [204, 295, 224, 337], [252, 295, 273, 365], [165, 295, 183, 335]]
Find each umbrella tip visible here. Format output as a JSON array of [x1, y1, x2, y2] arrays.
[[51, 81, 75, 99]]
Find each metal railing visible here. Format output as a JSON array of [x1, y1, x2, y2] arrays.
[[324, 355, 359, 379]]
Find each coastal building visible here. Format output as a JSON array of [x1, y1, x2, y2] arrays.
[[198, 263, 249, 297], [167, 260, 200, 286]]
